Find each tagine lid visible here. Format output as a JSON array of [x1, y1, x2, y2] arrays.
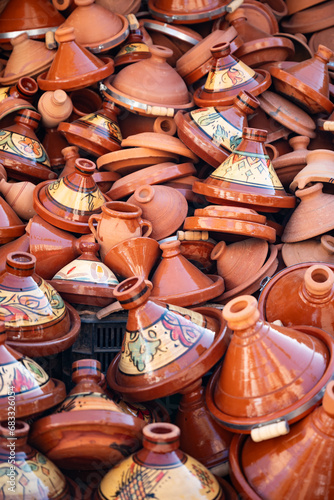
[[282, 235, 334, 267], [37, 27, 115, 91], [281, 0, 334, 34], [107, 276, 232, 402], [140, 17, 202, 45], [0, 322, 66, 421], [206, 295, 334, 432], [289, 149, 334, 191], [148, 0, 230, 24], [0, 196, 26, 245]]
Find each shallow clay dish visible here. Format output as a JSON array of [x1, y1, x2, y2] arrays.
[[106, 161, 196, 200], [281, 1, 334, 34], [194, 206, 267, 224]]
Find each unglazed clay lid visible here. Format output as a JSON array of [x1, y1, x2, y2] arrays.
[[0, 0, 65, 42], [224, 0, 279, 35], [0, 322, 66, 421], [258, 91, 316, 138], [37, 27, 114, 91], [0, 33, 56, 86], [101, 45, 194, 116], [205, 294, 334, 433], [281, 0, 334, 34], [29, 359, 145, 470], [0, 196, 26, 244], [148, 0, 230, 24], [273, 135, 311, 170], [290, 149, 334, 191], [286, 0, 325, 15], [60, 0, 129, 53], [107, 276, 231, 401], [282, 235, 334, 267], [95, 0, 141, 15]]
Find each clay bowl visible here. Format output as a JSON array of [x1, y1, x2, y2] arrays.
[[49, 279, 117, 308]]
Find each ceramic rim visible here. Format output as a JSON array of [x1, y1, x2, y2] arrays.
[[83, 14, 129, 53], [148, 0, 230, 23], [141, 19, 201, 45]]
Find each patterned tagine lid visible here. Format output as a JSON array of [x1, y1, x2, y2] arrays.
[[96, 422, 235, 499], [193, 42, 271, 108], [0, 251, 71, 344], [29, 359, 145, 470], [0, 109, 56, 183], [50, 240, 119, 307], [192, 127, 296, 213], [229, 380, 334, 500], [205, 295, 334, 436], [0, 420, 80, 499], [0, 322, 66, 421], [114, 27, 151, 67], [34, 157, 106, 234], [106, 276, 232, 402]]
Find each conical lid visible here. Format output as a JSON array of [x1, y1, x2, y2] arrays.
[[60, 0, 129, 52], [193, 127, 296, 212], [0, 0, 65, 42], [148, 0, 230, 23], [282, 235, 334, 267], [0, 195, 26, 244], [0, 322, 66, 421], [206, 294, 332, 432], [193, 42, 271, 107], [231, 381, 334, 500], [37, 26, 115, 91], [107, 276, 231, 401], [282, 183, 334, 242], [150, 239, 225, 307], [290, 149, 334, 191]]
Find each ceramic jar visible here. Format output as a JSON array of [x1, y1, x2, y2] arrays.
[[38, 89, 73, 127], [88, 201, 152, 260]]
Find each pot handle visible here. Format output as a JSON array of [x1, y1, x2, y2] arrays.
[[88, 214, 102, 241], [140, 219, 153, 238]]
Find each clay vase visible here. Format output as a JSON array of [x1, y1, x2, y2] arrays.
[[127, 184, 188, 241], [270, 44, 334, 114], [114, 28, 151, 67], [211, 238, 269, 291], [0, 109, 55, 182], [102, 44, 193, 116], [103, 236, 161, 281], [50, 240, 119, 307], [59, 144, 80, 177], [37, 26, 115, 92], [0, 33, 56, 85], [282, 234, 334, 267], [0, 178, 36, 220], [30, 359, 145, 471], [38, 89, 73, 128], [27, 214, 94, 279], [258, 262, 334, 336], [0, 76, 38, 120], [60, 0, 128, 52], [229, 380, 334, 500], [272, 135, 311, 189], [206, 294, 334, 436], [107, 275, 231, 402], [0, 196, 26, 244], [175, 89, 260, 168], [0, 323, 66, 421], [58, 100, 123, 157], [150, 239, 225, 307], [175, 379, 233, 477], [35, 157, 106, 233], [193, 127, 296, 213], [282, 183, 334, 242], [0, 420, 79, 499], [193, 42, 271, 108], [148, 0, 230, 23], [290, 149, 334, 191], [88, 200, 153, 261]]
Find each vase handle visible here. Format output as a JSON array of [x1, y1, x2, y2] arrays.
[[140, 219, 153, 238], [88, 214, 102, 241]]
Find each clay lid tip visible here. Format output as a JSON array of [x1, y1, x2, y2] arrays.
[[223, 295, 260, 330]]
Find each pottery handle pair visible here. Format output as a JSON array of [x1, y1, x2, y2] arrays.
[[140, 219, 153, 238], [88, 214, 102, 241]]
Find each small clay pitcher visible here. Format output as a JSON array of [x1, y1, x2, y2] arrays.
[[88, 200, 152, 260]]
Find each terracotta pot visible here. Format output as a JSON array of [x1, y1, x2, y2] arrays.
[[230, 379, 334, 499], [106, 276, 231, 402], [0, 420, 79, 499], [272, 135, 311, 188], [290, 149, 334, 191], [103, 236, 161, 281], [59, 144, 80, 178], [0, 109, 56, 182], [193, 127, 296, 213], [148, 0, 231, 24], [282, 183, 334, 242], [127, 184, 188, 241], [0, 233, 30, 274], [150, 239, 225, 307], [0, 195, 26, 244], [69, 87, 103, 121], [88, 200, 153, 261], [0, 323, 66, 421], [41, 126, 69, 171], [38, 89, 73, 128], [0, 177, 36, 220], [0, 76, 38, 121], [258, 262, 334, 336], [282, 234, 334, 267], [206, 294, 334, 434], [281, 1, 334, 34]]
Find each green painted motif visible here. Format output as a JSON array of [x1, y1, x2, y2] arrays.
[[0, 130, 50, 166], [191, 107, 242, 151]]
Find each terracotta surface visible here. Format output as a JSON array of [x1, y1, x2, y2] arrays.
[[38, 89, 73, 128], [69, 87, 102, 120], [272, 135, 311, 188], [119, 112, 177, 138], [281, 0, 334, 34], [282, 235, 334, 267], [150, 239, 225, 307], [179, 237, 216, 273], [42, 126, 69, 171], [194, 205, 267, 224], [107, 276, 231, 401], [0, 196, 26, 244], [206, 295, 334, 432], [148, 0, 230, 24], [286, 0, 325, 15], [290, 149, 334, 191], [258, 262, 334, 336], [114, 28, 151, 67], [30, 359, 145, 470], [59, 144, 80, 178], [215, 0, 279, 35], [88, 200, 152, 261], [0, 177, 36, 220], [128, 184, 188, 241], [0, 233, 30, 274], [0, 76, 38, 120]]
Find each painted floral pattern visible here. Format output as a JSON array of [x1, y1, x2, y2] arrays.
[[0, 131, 50, 166]]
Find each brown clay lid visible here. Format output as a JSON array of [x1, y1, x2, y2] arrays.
[[147, 0, 230, 24], [281, 0, 334, 33], [37, 27, 114, 91], [290, 149, 334, 191], [286, 0, 325, 15], [232, 1, 279, 34], [140, 18, 202, 45], [95, 0, 141, 15], [194, 206, 267, 224], [273, 135, 311, 170], [282, 235, 334, 267]]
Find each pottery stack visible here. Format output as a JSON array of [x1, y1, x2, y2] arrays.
[[0, 0, 334, 497]]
